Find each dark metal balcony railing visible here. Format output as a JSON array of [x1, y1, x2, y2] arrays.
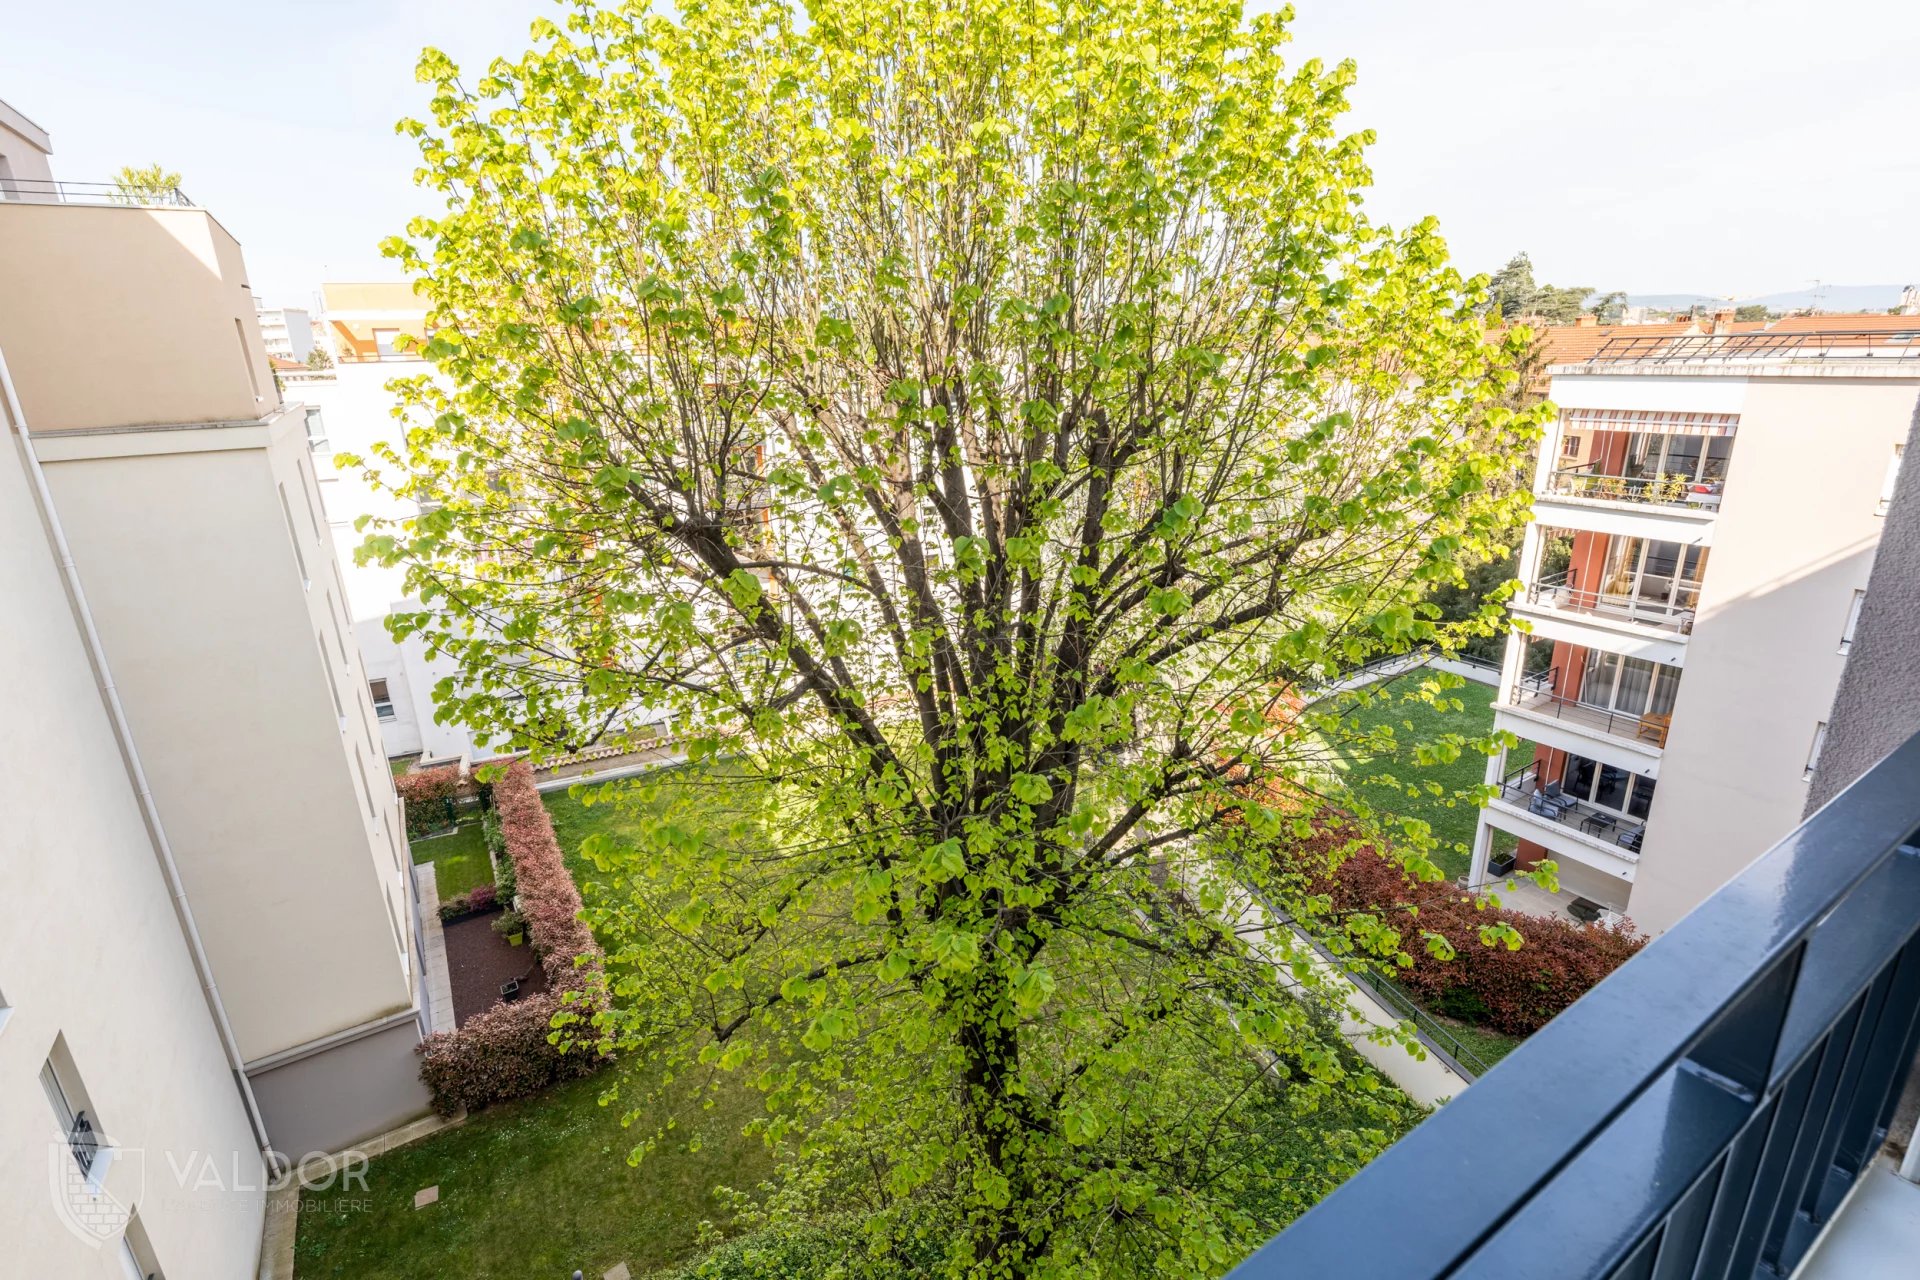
[[1587, 329, 1920, 365], [1509, 668, 1673, 748], [1525, 571, 1699, 635], [1232, 730, 1920, 1279], [68, 1110, 98, 1176], [1548, 462, 1724, 509], [1495, 763, 1646, 856], [0, 178, 195, 208]]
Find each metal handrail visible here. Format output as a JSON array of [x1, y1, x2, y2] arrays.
[[1350, 967, 1498, 1081], [1493, 764, 1646, 853], [1508, 668, 1673, 747], [1232, 730, 1920, 1278], [1546, 463, 1724, 509], [1586, 328, 1920, 364], [0, 178, 194, 208], [1525, 571, 1699, 633], [68, 1111, 98, 1176]]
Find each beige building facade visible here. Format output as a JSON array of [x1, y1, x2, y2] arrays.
[[0, 101, 437, 1276], [1470, 326, 1920, 933]]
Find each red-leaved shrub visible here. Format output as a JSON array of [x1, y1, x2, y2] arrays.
[[417, 760, 606, 1113], [1285, 827, 1644, 1037], [396, 764, 472, 838]]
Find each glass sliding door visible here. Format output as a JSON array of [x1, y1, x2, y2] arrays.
[[1559, 751, 1656, 820], [1580, 650, 1681, 719], [1596, 536, 1708, 621]]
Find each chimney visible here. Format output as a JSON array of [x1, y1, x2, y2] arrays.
[[1577, 313, 1598, 328]]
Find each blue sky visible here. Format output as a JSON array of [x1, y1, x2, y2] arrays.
[[3, 0, 1915, 308]]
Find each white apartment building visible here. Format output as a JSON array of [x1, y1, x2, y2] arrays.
[[287, 285, 497, 765], [1469, 319, 1920, 933], [0, 105, 438, 1275], [253, 296, 313, 364]]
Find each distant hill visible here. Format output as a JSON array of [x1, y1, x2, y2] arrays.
[[1614, 284, 1907, 313]]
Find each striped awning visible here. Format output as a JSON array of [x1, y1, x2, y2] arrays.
[[1560, 408, 1739, 437]]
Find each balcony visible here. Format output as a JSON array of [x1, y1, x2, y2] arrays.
[[1494, 762, 1646, 856], [1231, 731, 1920, 1279], [0, 183, 276, 432], [1507, 677, 1671, 758], [0, 177, 194, 207], [1547, 461, 1725, 511], [1528, 569, 1697, 634]]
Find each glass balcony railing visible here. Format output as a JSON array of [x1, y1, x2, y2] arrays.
[[1524, 571, 1700, 635], [1230, 730, 1920, 1278]]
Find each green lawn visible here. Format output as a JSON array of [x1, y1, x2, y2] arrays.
[[1314, 672, 1534, 881], [543, 760, 772, 901], [409, 820, 492, 901], [1436, 1016, 1526, 1074], [312, 761, 1426, 1276], [293, 1068, 774, 1280]]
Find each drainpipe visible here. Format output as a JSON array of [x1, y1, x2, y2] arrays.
[[0, 348, 283, 1176]]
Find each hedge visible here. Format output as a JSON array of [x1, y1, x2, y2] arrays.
[[395, 763, 472, 839], [1284, 827, 1644, 1037], [417, 759, 606, 1113]]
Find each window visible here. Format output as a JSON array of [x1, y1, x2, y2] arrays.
[[120, 1215, 163, 1280], [355, 744, 375, 821], [1580, 650, 1680, 720], [1878, 443, 1904, 515], [278, 483, 309, 589], [1561, 434, 1582, 459], [1840, 589, 1867, 655], [317, 631, 342, 720], [373, 328, 402, 360], [303, 405, 329, 452], [235, 318, 262, 400], [369, 678, 396, 720], [298, 459, 324, 542], [41, 1053, 104, 1185], [1805, 722, 1828, 781], [1560, 751, 1657, 820], [330, 560, 353, 625]]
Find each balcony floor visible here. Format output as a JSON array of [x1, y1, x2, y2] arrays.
[[1796, 1160, 1920, 1279]]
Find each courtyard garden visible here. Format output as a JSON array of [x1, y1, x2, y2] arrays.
[[297, 758, 1429, 1277], [292, 1065, 775, 1279], [408, 817, 492, 900], [1311, 670, 1535, 882]]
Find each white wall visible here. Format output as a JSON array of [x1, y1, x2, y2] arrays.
[[356, 616, 425, 758], [32, 410, 417, 1063], [291, 364, 418, 620], [1630, 375, 1918, 932], [0, 97, 55, 189], [0, 433, 265, 1280]]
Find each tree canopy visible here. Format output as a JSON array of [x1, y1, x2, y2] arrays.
[[1485, 251, 1606, 324], [111, 162, 182, 204], [357, 0, 1543, 1273]]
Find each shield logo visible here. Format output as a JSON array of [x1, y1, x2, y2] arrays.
[[47, 1138, 143, 1248]]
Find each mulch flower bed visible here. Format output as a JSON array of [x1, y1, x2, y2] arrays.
[[444, 908, 548, 1026]]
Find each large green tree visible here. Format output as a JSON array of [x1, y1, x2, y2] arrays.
[[1485, 251, 1601, 324], [359, 0, 1542, 1273]]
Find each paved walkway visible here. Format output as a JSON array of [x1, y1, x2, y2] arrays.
[[414, 862, 456, 1034], [1224, 887, 1468, 1107], [1301, 648, 1503, 706], [533, 742, 687, 792]]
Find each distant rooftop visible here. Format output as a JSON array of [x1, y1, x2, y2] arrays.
[[1531, 313, 1920, 372]]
